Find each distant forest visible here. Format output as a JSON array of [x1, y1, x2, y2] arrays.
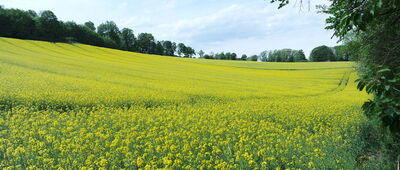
[[0, 6, 350, 62]]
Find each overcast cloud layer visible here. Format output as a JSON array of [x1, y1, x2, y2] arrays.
[[0, 0, 338, 57]]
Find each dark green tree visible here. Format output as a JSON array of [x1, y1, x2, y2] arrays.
[[97, 21, 121, 46], [198, 50, 205, 58], [37, 10, 63, 42], [294, 50, 307, 62], [185, 47, 196, 58], [63, 21, 111, 47], [241, 54, 248, 60], [333, 45, 349, 61], [259, 51, 268, 62], [177, 43, 194, 57], [204, 54, 214, 59], [155, 41, 164, 55], [84, 21, 96, 32], [162, 41, 176, 56], [230, 53, 237, 60], [267, 49, 300, 62], [136, 33, 156, 54], [27, 10, 38, 17], [120, 28, 136, 51], [63, 21, 80, 42], [0, 9, 36, 39], [248, 55, 258, 61], [309, 45, 335, 62], [177, 43, 186, 57], [215, 52, 226, 60]]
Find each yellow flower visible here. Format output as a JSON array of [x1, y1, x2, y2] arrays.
[[136, 157, 144, 167], [98, 158, 108, 167], [308, 161, 314, 169], [162, 157, 173, 166]]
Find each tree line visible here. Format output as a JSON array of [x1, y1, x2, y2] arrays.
[[198, 45, 350, 62], [0, 6, 196, 57]]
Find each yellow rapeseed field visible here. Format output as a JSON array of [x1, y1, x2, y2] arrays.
[[0, 37, 369, 169]]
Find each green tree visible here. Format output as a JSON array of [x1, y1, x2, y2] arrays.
[[203, 54, 213, 59], [84, 21, 96, 32], [230, 53, 237, 60], [63, 21, 111, 47], [224, 52, 231, 60], [162, 41, 176, 56], [259, 51, 268, 62], [136, 33, 156, 54], [37, 10, 63, 42], [185, 47, 196, 58], [155, 41, 165, 55], [294, 50, 307, 62], [177, 43, 195, 58], [120, 28, 136, 51], [63, 21, 80, 42], [215, 52, 226, 60], [241, 54, 248, 60], [267, 49, 300, 62], [0, 9, 37, 39], [198, 50, 205, 58], [27, 10, 38, 17], [309, 45, 335, 62], [177, 43, 186, 57], [332, 1, 400, 134], [333, 45, 349, 61], [248, 55, 258, 61], [97, 21, 121, 46]]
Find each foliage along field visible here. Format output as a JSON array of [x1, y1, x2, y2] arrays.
[[0, 37, 369, 169]]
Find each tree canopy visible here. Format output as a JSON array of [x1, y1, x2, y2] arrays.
[[84, 21, 96, 32], [309, 45, 336, 62], [120, 28, 136, 51], [177, 43, 196, 58]]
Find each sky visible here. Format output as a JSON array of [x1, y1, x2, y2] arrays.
[[0, 0, 338, 57]]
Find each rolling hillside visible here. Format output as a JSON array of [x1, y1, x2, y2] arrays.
[[0, 37, 369, 169]]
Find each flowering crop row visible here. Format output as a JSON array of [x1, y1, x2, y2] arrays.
[[0, 37, 369, 169]]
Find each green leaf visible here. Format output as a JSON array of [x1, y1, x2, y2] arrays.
[[377, 68, 391, 73], [362, 100, 375, 115], [369, 10, 375, 16], [357, 81, 365, 91], [366, 84, 374, 93], [377, 0, 383, 8]]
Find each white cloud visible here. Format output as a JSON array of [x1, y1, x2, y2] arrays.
[[134, 2, 338, 57]]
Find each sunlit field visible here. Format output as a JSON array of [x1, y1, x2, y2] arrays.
[[0, 37, 369, 169]]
